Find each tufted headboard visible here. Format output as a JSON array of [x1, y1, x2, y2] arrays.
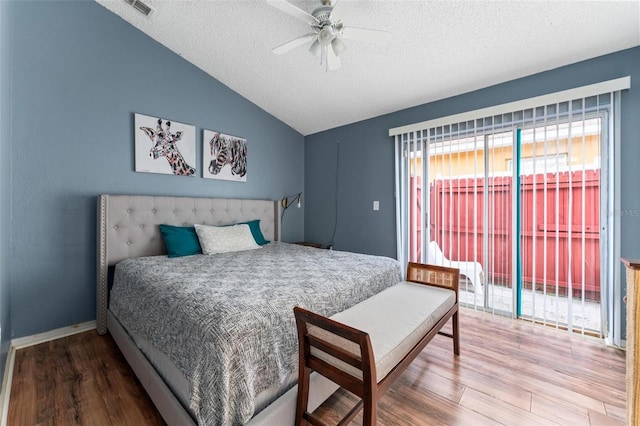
[[96, 194, 280, 334]]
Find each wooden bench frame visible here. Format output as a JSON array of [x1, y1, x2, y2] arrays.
[[293, 262, 460, 426]]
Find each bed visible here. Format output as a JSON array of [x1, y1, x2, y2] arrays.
[[96, 194, 401, 425]]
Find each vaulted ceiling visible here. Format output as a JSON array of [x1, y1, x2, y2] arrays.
[[96, 0, 640, 135]]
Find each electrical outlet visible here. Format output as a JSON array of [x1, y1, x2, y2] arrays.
[[373, 201, 379, 211]]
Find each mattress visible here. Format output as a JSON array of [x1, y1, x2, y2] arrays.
[[109, 242, 401, 425]]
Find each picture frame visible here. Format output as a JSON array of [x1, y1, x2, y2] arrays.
[[134, 113, 196, 176], [202, 129, 247, 182]]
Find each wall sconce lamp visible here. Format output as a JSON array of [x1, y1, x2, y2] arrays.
[[281, 192, 302, 222], [281, 192, 302, 210]]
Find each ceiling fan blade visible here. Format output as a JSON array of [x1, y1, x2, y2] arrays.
[[272, 33, 316, 54], [329, 0, 356, 22], [267, 0, 317, 25], [327, 44, 341, 71], [341, 26, 391, 46]]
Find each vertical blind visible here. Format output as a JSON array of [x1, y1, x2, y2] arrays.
[[390, 77, 629, 341]]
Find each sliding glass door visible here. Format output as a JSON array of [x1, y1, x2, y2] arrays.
[[517, 106, 606, 335], [404, 100, 609, 335]]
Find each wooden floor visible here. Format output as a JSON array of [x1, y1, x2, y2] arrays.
[[8, 331, 164, 425], [8, 309, 626, 425]]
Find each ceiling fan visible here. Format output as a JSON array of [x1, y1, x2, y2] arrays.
[[267, 0, 391, 71]]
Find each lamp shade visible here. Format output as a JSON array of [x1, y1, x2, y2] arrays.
[[317, 26, 334, 46], [331, 37, 347, 57], [308, 40, 321, 58]]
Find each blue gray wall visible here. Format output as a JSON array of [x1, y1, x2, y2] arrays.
[[0, 0, 14, 377], [8, 0, 304, 338]]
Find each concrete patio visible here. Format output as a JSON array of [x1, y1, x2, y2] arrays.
[[458, 282, 602, 334]]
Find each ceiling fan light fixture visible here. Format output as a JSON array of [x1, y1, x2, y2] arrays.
[[331, 37, 346, 57], [308, 40, 321, 58], [317, 26, 334, 46]]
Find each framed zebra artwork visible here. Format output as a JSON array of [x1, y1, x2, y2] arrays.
[[202, 129, 247, 182], [134, 113, 197, 176]]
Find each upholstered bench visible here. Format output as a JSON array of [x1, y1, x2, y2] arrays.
[[293, 262, 460, 426]]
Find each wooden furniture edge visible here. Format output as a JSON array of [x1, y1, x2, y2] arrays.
[[294, 262, 460, 425], [622, 258, 640, 270], [622, 259, 639, 426]]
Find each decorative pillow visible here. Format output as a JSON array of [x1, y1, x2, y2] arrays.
[[240, 219, 270, 245], [159, 224, 202, 258], [194, 224, 261, 254]]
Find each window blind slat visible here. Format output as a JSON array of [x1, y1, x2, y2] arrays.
[[389, 77, 629, 137]]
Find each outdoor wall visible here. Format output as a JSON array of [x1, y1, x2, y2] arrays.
[[305, 47, 640, 332], [8, 0, 304, 338], [413, 134, 600, 179]]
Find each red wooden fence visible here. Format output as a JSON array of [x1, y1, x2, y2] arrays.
[[411, 170, 600, 296]]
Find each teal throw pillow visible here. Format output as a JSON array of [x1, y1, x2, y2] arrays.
[[241, 220, 270, 245], [159, 224, 203, 257]]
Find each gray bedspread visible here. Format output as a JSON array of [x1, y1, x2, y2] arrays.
[[109, 242, 401, 425]]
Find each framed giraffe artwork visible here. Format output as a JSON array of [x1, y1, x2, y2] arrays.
[[202, 129, 247, 182], [134, 113, 197, 176]]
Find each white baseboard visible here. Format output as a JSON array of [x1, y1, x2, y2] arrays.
[[0, 320, 97, 426], [0, 344, 15, 426], [11, 320, 96, 350]]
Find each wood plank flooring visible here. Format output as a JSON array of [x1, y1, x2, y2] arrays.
[[8, 331, 164, 425], [8, 309, 626, 425]]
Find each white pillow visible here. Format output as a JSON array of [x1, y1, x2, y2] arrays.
[[194, 224, 261, 254]]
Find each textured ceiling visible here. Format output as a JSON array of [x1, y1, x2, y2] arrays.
[[96, 0, 640, 136]]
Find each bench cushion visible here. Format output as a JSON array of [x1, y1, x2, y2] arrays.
[[309, 281, 456, 382]]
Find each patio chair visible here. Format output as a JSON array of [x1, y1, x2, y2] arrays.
[[427, 241, 484, 293]]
